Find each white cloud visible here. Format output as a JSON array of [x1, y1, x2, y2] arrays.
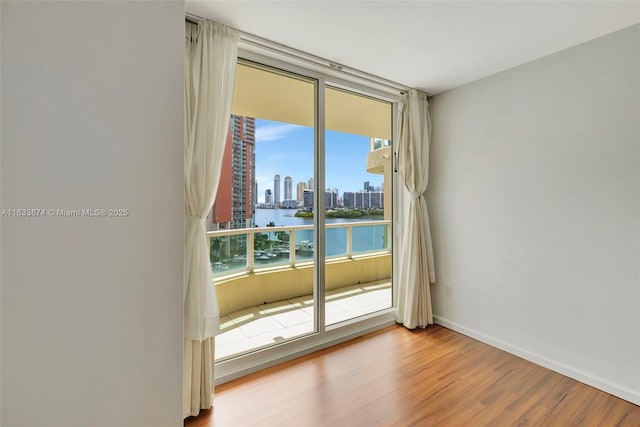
[[255, 123, 301, 142]]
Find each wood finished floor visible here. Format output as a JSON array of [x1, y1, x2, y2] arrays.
[[185, 325, 640, 427]]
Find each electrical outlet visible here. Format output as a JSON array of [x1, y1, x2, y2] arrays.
[[445, 285, 452, 297]]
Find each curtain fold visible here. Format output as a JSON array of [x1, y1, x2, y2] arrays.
[[184, 20, 239, 418], [396, 90, 436, 329], [183, 338, 215, 418]]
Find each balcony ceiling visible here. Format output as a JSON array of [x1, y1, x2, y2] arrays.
[[186, 1, 638, 94]]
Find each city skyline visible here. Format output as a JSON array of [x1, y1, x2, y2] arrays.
[[210, 115, 390, 232], [262, 173, 383, 203], [254, 118, 383, 203]]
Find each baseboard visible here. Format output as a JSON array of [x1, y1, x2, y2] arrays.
[[433, 315, 640, 406]]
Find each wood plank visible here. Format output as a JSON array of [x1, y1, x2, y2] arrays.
[[185, 325, 640, 427]]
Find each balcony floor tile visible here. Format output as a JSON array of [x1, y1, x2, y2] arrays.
[[268, 308, 313, 328], [227, 307, 260, 327], [237, 316, 284, 338], [215, 280, 391, 361], [215, 325, 249, 345], [220, 315, 236, 331]]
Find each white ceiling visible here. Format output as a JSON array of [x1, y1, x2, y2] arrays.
[[186, 1, 640, 94]]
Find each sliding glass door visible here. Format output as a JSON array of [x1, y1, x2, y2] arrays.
[[210, 59, 394, 362], [324, 87, 393, 327], [210, 62, 317, 359]]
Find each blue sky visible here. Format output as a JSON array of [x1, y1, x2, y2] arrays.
[[255, 118, 383, 203]]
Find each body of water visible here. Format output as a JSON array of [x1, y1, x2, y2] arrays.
[[253, 207, 381, 227]]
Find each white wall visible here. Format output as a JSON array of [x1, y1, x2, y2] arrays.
[[1, 2, 184, 426], [429, 24, 639, 404]]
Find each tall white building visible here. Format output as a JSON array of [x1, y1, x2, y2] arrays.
[[307, 177, 314, 190], [284, 176, 293, 201], [274, 174, 281, 205]]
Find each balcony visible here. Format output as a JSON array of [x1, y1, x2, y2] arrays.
[[216, 279, 391, 359], [366, 146, 391, 174], [209, 220, 392, 359]]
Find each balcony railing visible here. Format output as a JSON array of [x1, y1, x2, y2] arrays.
[[208, 220, 391, 277], [369, 137, 391, 152]]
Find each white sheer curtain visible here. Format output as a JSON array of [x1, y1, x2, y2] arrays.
[[183, 20, 239, 418], [396, 90, 436, 329]]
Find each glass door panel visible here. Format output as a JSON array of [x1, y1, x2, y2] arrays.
[[324, 87, 393, 327], [211, 62, 316, 360]]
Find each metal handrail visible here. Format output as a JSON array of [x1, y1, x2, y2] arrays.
[[208, 219, 391, 277]]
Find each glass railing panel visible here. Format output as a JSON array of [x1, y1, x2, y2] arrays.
[[369, 137, 391, 152], [254, 230, 291, 268], [352, 223, 390, 254], [210, 233, 248, 275], [326, 226, 347, 258], [295, 228, 314, 263]]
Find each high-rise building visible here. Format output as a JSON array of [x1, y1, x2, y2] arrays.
[[265, 189, 273, 204], [342, 190, 384, 210], [325, 189, 338, 209], [274, 174, 281, 205], [296, 182, 307, 203], [364, 181, 370, 191], [284, 176, 292, 201], [254, 181, 258, 206], [343, 191, 355, 209], [303, 189, 314, 210], [210, 115, 255, 230], [370, 191, 384, 209], [307, 177, 314, 190]]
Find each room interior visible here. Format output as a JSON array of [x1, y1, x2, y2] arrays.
[[1, 1, 638, 426]]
